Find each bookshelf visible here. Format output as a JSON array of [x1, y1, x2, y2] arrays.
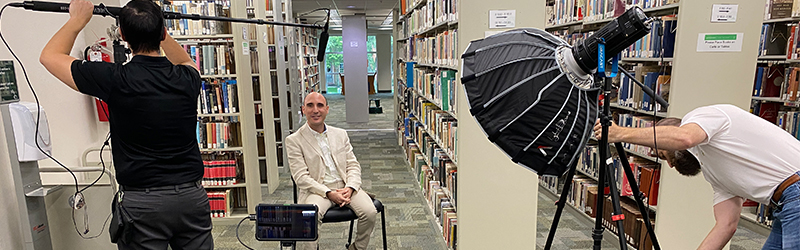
[[164, 0, 266, 218], [396, 0, 459, 248], [544, 0, 766, 249], [245, 0, 281, 193], [745, 0, 800, 231], [295, 27, 322, 93]]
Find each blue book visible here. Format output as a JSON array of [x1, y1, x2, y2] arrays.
[[754, 67, 764, 96], [221, 79, 229, 113]]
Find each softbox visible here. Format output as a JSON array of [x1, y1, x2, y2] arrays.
[[461, 28, 600, 177]]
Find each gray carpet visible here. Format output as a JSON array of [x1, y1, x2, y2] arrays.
[[210, 92, 767, 250]]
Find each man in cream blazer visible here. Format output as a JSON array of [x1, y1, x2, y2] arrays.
[[286, 92, 377, 250]]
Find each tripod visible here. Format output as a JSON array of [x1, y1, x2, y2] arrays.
[[544, 41, 664, 250]]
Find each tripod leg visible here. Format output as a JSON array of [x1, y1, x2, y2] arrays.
[[544, 162, 578, 250], [614, 142, 661, 250], [602, 145, 628, 250]]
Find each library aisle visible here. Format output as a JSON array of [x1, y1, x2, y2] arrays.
[[211, 93, 448, 250], [208, 93, 767, 249]]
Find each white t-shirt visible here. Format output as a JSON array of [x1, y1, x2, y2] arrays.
[[682, 104, 800, 205]]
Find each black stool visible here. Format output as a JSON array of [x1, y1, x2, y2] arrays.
[[369, 99, 383, 114], [292, 179, 387, 250]]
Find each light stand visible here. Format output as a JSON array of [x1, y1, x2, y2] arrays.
[[544, 38, 666, 250]]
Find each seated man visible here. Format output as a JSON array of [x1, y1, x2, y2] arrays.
[[285, 92, 377, 250]]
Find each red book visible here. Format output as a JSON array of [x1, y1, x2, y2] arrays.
[[763, 65, 785, 98], [759, 102, 781, 124]]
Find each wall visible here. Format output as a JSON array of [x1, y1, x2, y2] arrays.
[[0, 0, 122, 248], [342, 14, 368, 123], [376, 33, 392, 92], [456, 0, 544, 249]]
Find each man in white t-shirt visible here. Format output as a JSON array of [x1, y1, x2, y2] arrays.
[[594, 104, 800, 250]]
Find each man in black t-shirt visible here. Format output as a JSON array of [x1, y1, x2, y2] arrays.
[[40, 0, 212, 249]]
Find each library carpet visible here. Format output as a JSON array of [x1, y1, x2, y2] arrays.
[[210, 93, 767, 249], [211, 93, 448, 250]]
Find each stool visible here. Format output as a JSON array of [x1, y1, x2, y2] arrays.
[[369, 99, 383, 114]]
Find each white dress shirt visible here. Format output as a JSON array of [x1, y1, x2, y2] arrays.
[[311, 125, 343, 185]]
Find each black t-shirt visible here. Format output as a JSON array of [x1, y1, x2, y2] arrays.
[[71, 55, 203, 188]]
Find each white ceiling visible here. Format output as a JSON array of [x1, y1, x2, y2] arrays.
[[291, 0, 397, 29]]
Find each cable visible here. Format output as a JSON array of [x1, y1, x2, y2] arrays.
[[0, 3, 113, 239], [237, 216, 255, 250]]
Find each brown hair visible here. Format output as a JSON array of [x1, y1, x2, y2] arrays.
[[656, 117, 702, 176]]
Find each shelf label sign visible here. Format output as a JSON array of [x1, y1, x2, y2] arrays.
[[711, 4, 738, 22], [697, 33, 743, 52], [242, 42, 250, 56], [489, 10, 515, 29], [0, 61, 19, 104]]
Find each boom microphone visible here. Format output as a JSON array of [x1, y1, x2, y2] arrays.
[[316, 10, 330, 62], [10, 1, 121, 17]]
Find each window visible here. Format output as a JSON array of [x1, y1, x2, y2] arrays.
[[323, 36, 379, 94]]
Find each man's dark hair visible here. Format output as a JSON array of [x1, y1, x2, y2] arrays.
[[656, 118, 702, 176], [119, 0, 165, 53]]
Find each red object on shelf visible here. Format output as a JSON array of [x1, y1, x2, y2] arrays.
[[88, 39, 112, 122]]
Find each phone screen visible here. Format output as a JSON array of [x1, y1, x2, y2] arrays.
[[255, 204, 318, 241]]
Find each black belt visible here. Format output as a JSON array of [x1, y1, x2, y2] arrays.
[[120, 180, 201, 192]]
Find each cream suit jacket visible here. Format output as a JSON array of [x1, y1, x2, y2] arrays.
[[286, 123, 362, 204]]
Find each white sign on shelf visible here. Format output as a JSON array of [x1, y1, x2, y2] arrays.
[[711, 4, 738, 22], [242, 42, 250, 55], [697, 33, 744, 52], [489, 10, 516, 29], [242, 27, 248, 40], [350, 41, 359, 48]]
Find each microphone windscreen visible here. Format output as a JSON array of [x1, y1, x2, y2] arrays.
[[317, 30, 329, 62]]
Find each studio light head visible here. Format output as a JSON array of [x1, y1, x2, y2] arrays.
[[460, 6, 653, 177]]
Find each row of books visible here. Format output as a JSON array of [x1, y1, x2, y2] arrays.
[[183, 44, 235, 76], [207, 190, 233, 218], [745, 203, 774, 228], [757, 22, 800, 58], [615, 65, 671, 112], [408, 97, 458, 159], [616, 113, 658, 157], [546, 0, 679, 27], [406, 138, 458, 249], [400, 0, 458, 37], [245, 0, 274, 11], [539, 172, 657, 250], [577, 144, 661, 206], [755, 66, 800, 101], [252, 72, 280, 100], [408, 30, 459, 67], [620, 16, 676, 59], [202, 160, 240, 186], [599, 195, 657, 250], [163, 1, 232, 36], [250, 46, 279, 73], [297, 28, 319, 47], [765, 0, 800, 20], [202, 152, 244, 187], [199, 79, 239, 115], [247, 24, 277, 44], [777, 110, 800, 139], [409, 124, 457, 195], [196, 121, 243, 149], [411, 68, 457, 112]]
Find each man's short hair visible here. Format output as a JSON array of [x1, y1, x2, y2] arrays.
[[656, 118, 702, 176], [119, 0, 165, 53]]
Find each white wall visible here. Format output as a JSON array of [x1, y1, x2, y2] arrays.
[[342, 14, 368, 123], [376, 33, 392, 92], [0, 0, 120, 248]]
